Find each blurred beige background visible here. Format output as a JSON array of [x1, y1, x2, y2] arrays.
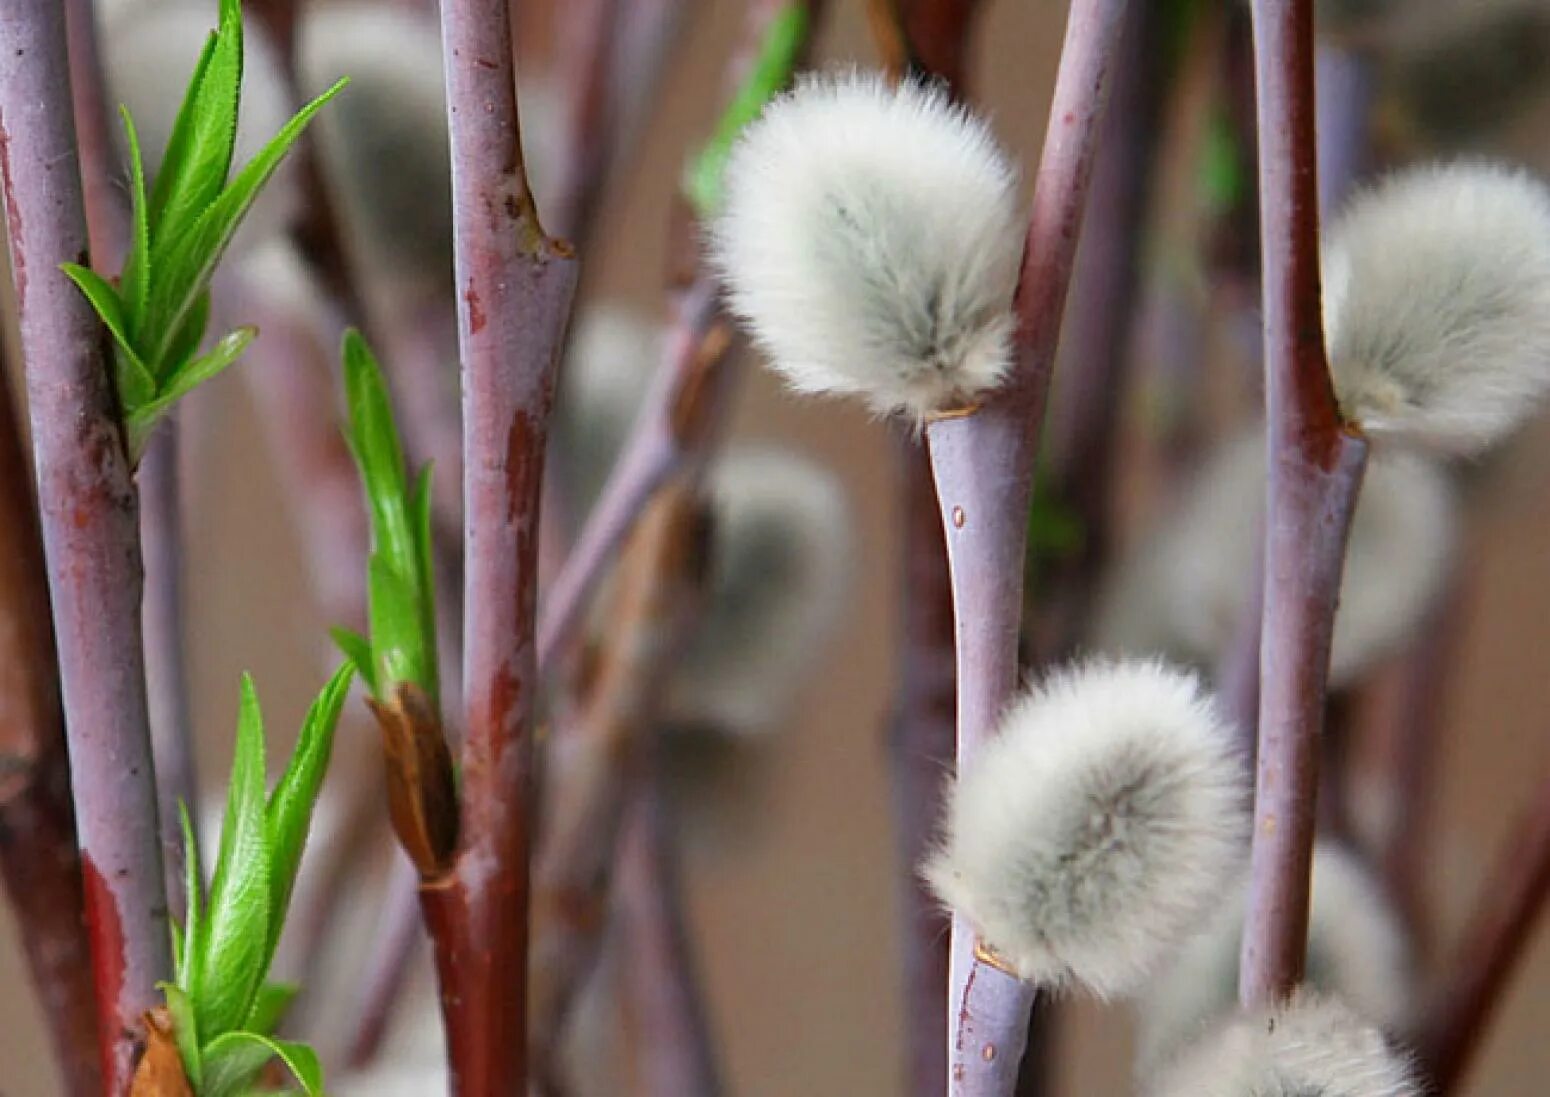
[[2, 1, 1548, 1094]]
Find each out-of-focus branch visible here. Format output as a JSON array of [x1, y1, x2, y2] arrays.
[[1418, 764, 1550, 1094], [530, 480, 710, 1092]]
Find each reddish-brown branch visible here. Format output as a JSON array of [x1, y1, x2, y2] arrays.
[[1236, 0, 1369, 1009], [922, 1, 1132, 1093], [0, 5, 172, 1091], [0, 335, 100, 1097], [1418, 765, 1550, 1093], [432, 2, 580, 1092]]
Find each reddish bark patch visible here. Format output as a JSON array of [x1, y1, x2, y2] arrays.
[[464, 283, 486, 335], [0, 118, 28, 305], [81, 854, 129, 1089]]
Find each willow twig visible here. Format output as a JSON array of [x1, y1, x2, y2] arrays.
[[0, 4, 171, 1088], [426, 4, 580, 1092], [922, 2, 1132, 1092], [1418, 764, 1550, 1093], [1237, 0, 1368, 1009], [0, 333, 100, 1097]]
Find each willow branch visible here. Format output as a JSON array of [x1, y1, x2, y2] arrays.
[[923, 2, 1131, 1092], [0, 4, 171, 1089], [426, 4, 580, 1093], [1236, 0, 1368, 1009], [0, 331, 100, 1097], [65, 0, 199, 918], [1418, 764, 1550, 1093]]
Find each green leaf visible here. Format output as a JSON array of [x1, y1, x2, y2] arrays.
[[120, 107, 152, 331], [149, 0, 242, 240], [162, 982, 203, 1089], [177, 801, 204, 996], [329, 627, 377, 696], [163, 289, 213, 381], [201, 1032, 323, 1097], [262, 663, 353, 968], [410, 464, 439, 704], [60, 263, 155, 410], [342, 331, 416, 578], [243, 982, 297, 1037], [196, 674, 272, 1041], [367, 554, 430, 696], [144, 78, 348, 366], [683, 2, 809, 217], [126, 326, 255, 460]]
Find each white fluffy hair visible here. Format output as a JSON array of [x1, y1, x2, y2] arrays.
[[102, 0, 299, 254], [1323, 161, 1550, 454], [712, 70, 1023, 420], [550, 307, 661, 518], [923, 659, 1249, 998], [1094, 427, 1457, 687], [1136, 842, 1415, 1070], [662, 447, 854, 736], [1147, 993, 1420, 1097], [297, 3, 561, 310]]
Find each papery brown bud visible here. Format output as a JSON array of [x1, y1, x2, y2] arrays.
[[367, 683, 459, 879]]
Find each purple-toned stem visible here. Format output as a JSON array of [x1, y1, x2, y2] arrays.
[[1036, 0, 1168, 662], [432, 2, 580, 1093], [0, 336, 101, 1097], [536, 278, 729, 674], [0, 3, 171, 1090], [548, 0, 625, 242], [1236, 0, 1369, 1009], [67, 0, 200, 920], [1418, 764, 1550, 1094], [924, 1, 1132, 1093], [616, 766, 721, 1097]]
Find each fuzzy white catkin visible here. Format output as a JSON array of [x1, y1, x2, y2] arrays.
[[297, 3, 562, 312], [1147, 993, 1420, 1097], [1323, 161, 1550, 454], [1094, 427, 1457, 688], [1136, 842, 1415, 1071], [923, 659, 1249, 998], [102, 0, 299, 254], [712, 71, 1023, 420], [661, 447, 854, 736]]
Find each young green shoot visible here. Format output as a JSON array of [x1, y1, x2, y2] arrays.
[[158, 665, 353, 1096], [61, 0, 346, 461]]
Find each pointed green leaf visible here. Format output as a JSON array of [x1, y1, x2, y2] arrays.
[[201, 1032, 323, 1097], [409, 463, 439, 704], [61, 263, 155, 410], [120, 107, 152, 332], [243, 982, 297, 1036], [149, 0, 242, 239], [126, 326, 255, 460], [163, 289, 213, 380], [683, 1, 809, 217], [262, 662, 353, 968], [177, 801, 203, 996], [162, 982, 203, 1089], [144, 78, 348, 366], [367, 554, 430, 696], [329, 627, 377, 696], [342, 331, 416, 576], [196, 674, 271, 1040]]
